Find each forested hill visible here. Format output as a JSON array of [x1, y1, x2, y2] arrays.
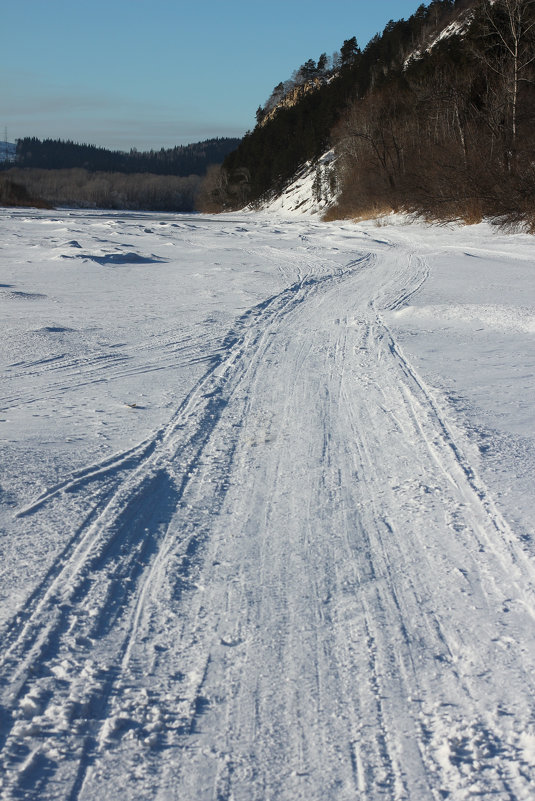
[[216, 0, 535, 230], [15, 137, 242, 176], [222, 0, 475, 201]]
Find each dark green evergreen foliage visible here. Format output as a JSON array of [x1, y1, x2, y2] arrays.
[[221, 0, 471, 208], [299, 59, 319, 81], [317, 53, 329, 73], [340, 37, 360, 66], [15, 137, 242, 176]]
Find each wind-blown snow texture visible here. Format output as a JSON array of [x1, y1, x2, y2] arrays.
[[0, 208, 534, 801]]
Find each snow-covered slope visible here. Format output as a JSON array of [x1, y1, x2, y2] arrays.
[[0, 208, 534, 800], [256, 150, 338, 215], [404, 10, 474, 68], [0, 142, 16, 163]]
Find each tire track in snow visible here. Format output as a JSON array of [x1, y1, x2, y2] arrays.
[[382, 326, 535, 614], [0, 256, 373, 801], [3, 220, 535, 800], [90, 244, 535, 801], [338, 283, 535, 798], [134, 262, 428, 801]]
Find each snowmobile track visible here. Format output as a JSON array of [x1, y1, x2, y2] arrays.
[[0, 256, 373, 800], [1, 211, 534, 801]]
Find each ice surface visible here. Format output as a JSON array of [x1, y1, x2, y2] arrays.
[[0, 207, 534, 800]]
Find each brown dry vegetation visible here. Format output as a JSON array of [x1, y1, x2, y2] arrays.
[[0, 175, 51, 209], [331, 0, 535, 230], [1, 168, 201, 212]]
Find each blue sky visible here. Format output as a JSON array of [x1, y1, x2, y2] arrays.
[[2, 0, 425, 151]]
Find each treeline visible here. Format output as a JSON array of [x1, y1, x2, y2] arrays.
[[3, 136, 244, 211], [2, 168, 200, 211], [214, 0, 535, 229], [14, 137, 242, 176]]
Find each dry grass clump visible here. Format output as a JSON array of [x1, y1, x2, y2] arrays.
[[0, 175, 51, 209]]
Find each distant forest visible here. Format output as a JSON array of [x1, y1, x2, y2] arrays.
[[0, 137, 242, 211], [213, 0, 535, 230], [1, 168, 201, 212], [15, 137, 242, 176]]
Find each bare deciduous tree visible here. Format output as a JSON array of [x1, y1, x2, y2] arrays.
[[475, 0, 535, 163]]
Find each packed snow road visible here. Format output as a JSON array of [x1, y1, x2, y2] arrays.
[[0, 209, 534, 800]]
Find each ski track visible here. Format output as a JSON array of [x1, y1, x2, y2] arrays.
[[0, 212, 534, 800]]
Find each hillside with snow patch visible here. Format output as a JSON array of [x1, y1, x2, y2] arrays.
[[255, 150, 338, 215]]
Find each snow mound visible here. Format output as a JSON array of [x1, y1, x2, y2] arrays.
[[394, 303, 535, 333]]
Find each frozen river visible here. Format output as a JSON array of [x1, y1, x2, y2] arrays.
[[1, 208, 534, 800]]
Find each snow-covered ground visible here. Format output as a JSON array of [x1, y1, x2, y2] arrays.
[[0, 207, 534, 801]]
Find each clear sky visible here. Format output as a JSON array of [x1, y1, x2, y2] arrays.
[[2, 0, 425, 152]]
